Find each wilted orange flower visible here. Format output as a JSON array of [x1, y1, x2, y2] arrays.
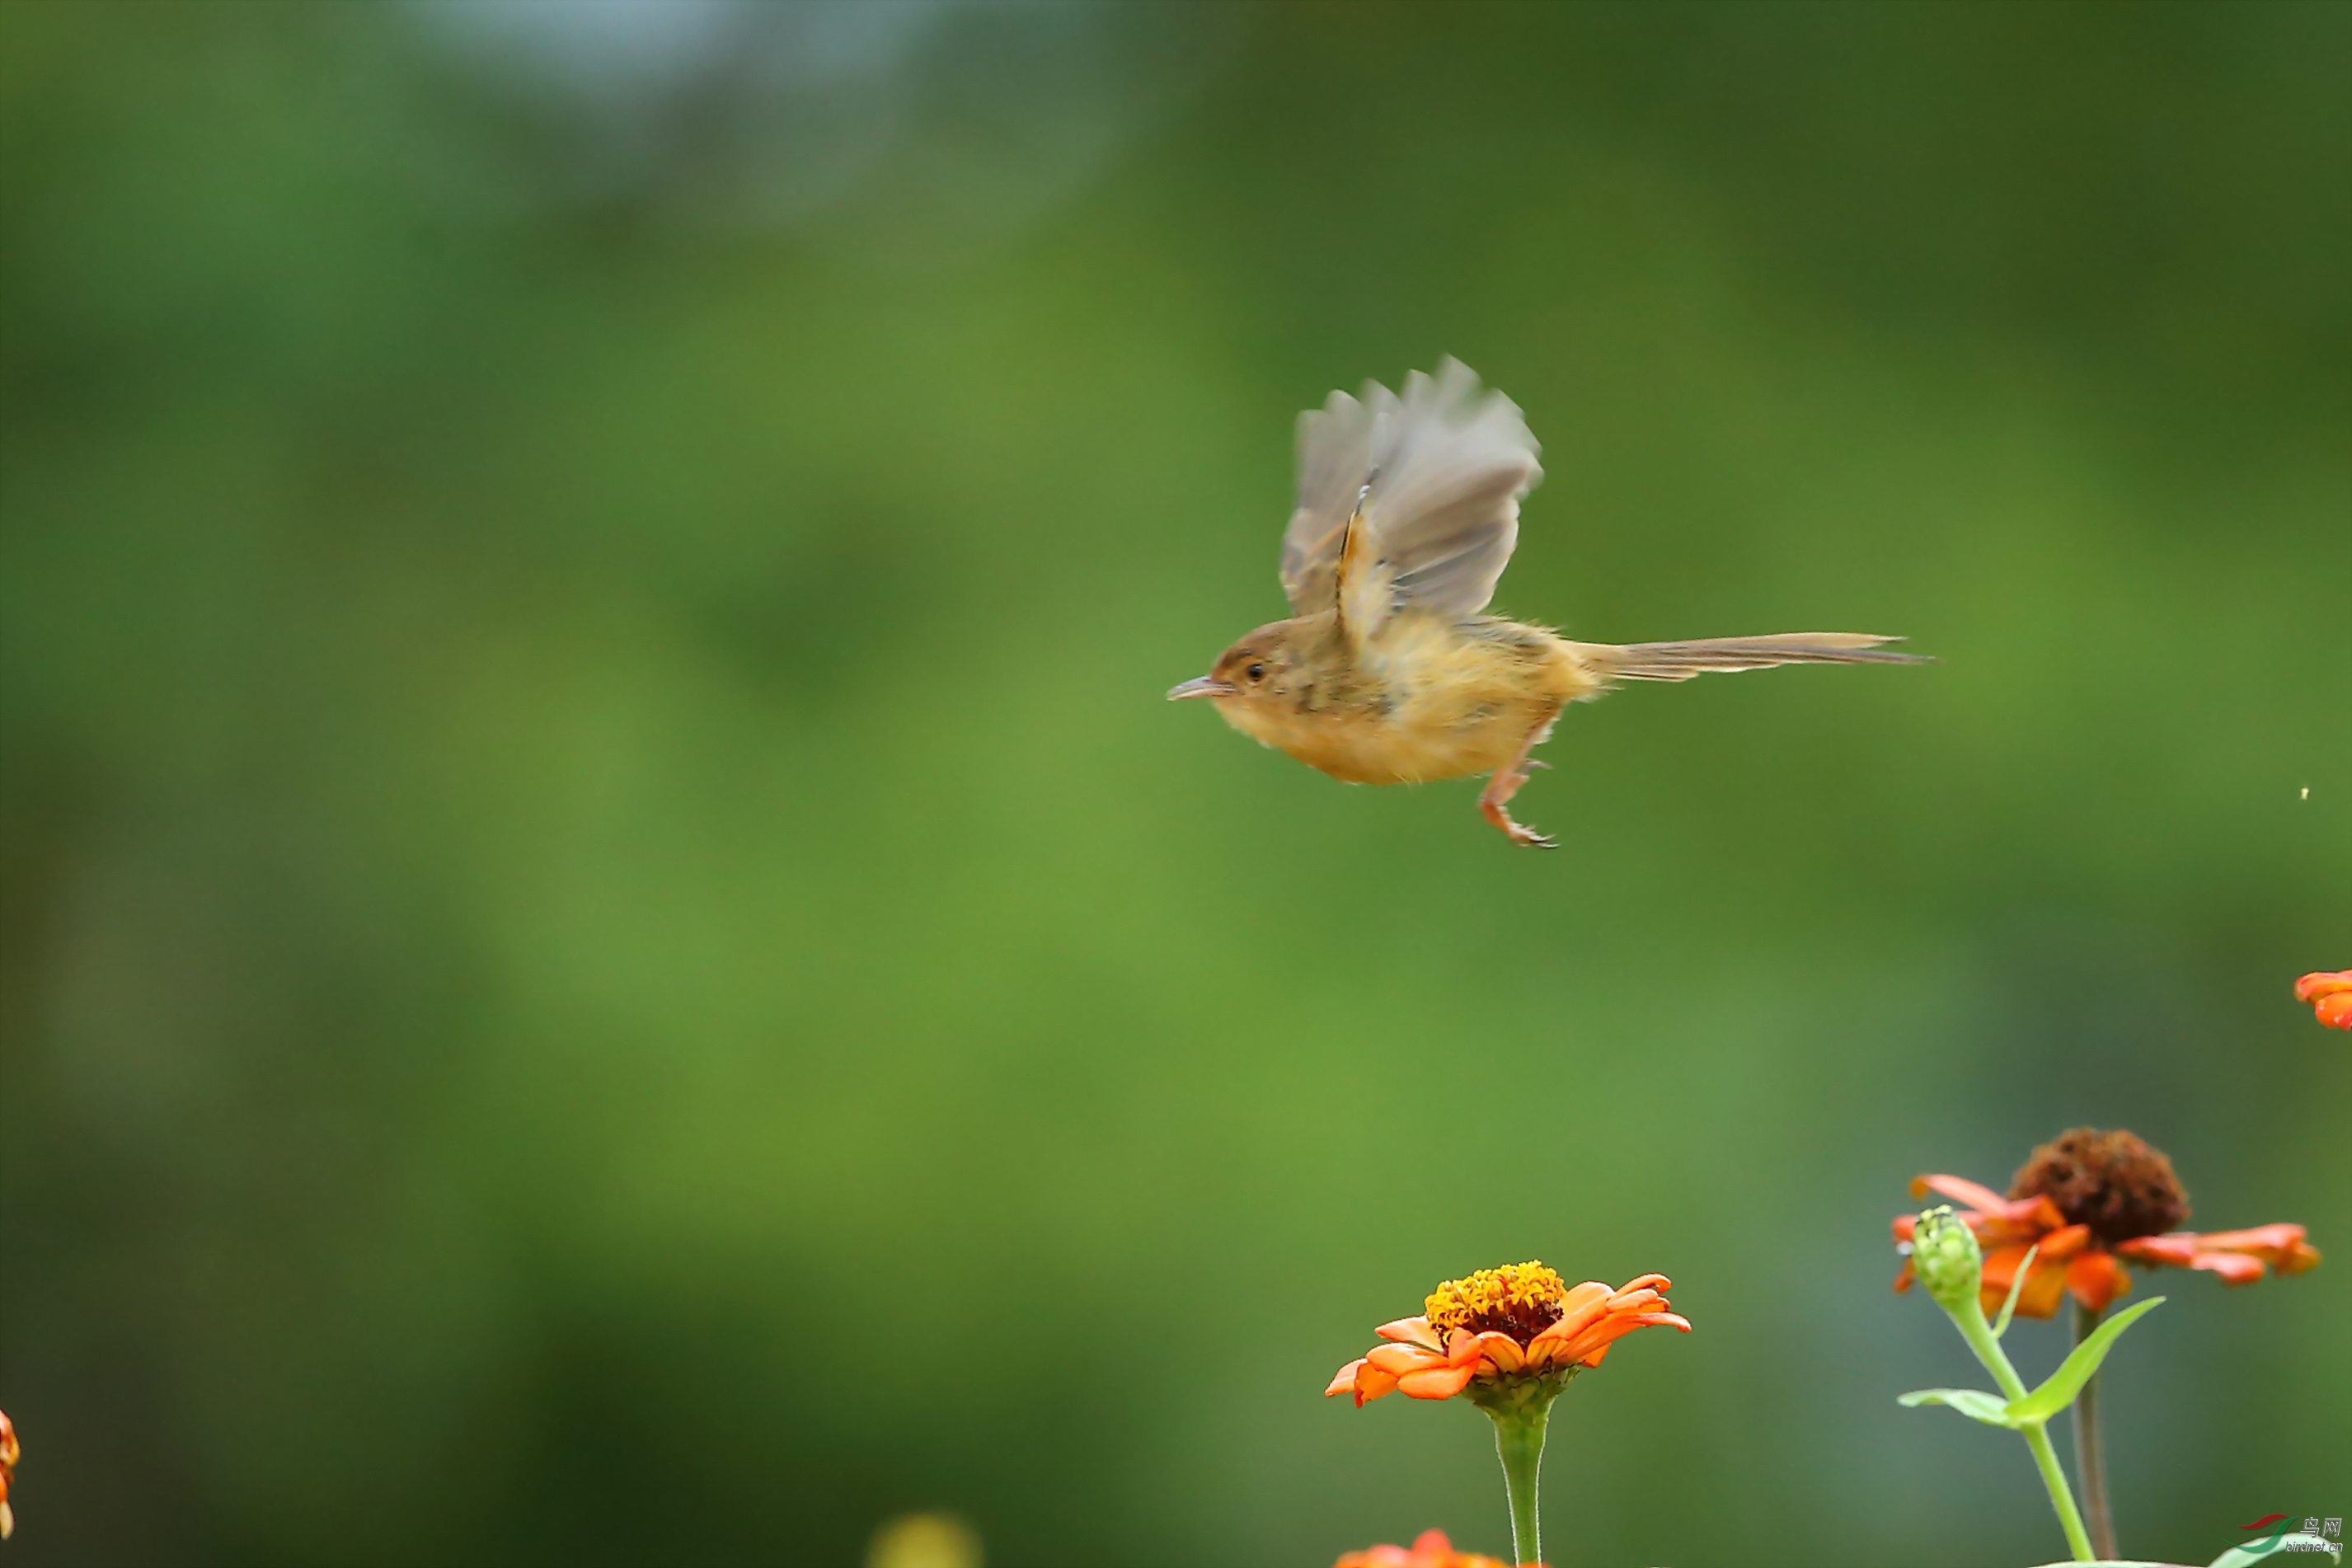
[[1325, 1262, 1689, 1406], [1892, 1129, 2320, 1318], [2297, 970, 2352, 1029], [1333, 1528, 1530, 1568]]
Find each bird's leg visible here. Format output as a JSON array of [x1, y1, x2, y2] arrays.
[[1478, 707, 1562, 848]]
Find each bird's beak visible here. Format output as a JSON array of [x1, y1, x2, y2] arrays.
[[1167, 675, 1236, 701]]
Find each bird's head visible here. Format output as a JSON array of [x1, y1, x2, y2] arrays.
[[1166, 620, 1316, 709]]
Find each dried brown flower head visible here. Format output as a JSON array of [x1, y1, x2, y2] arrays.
[[2010, 1128, 2190, 1245]]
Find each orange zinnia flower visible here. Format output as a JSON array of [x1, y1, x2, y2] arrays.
[[2297, 970, 2352, 1030], [1328, 1263, 1688, 1566], [1325, 1263, 1690, 1407], [1333, 1529, 1530, 1568], [1891, 1129, 2320, 1318]]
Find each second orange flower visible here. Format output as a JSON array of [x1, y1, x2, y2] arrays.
[[1890, 1129, 2319, 1318]]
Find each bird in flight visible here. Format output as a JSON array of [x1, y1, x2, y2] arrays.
[[1169, 359, 1927, 847]]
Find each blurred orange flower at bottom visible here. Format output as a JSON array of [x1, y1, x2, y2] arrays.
[[2296, 970, 2352, 1029], [1, 1406, 17, 1540], [1334, 1528, 1534, 1568]]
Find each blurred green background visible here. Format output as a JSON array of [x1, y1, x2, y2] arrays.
[[2, 2, 2347, 1564]]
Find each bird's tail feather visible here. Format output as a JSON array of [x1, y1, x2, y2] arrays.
[[1580, 632, 1927, 683]]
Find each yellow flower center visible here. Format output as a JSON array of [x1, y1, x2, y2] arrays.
[[1425, 1261, 1569, 1342]]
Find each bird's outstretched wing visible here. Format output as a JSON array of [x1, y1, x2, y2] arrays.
[[1279, 379, 1394, 617], [1278, 359, 1542, 643]]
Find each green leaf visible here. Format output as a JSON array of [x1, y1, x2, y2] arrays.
[[2007, 1297, 2165, 1425], [1897, 1387, 2018, 1427], [1991, 1242, 2039, 1338]]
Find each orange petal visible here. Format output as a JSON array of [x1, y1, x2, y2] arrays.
[[1892, 1261, 1916, 1293], [1408, 1532, 1453, 1563], [1531, 1275, 1686, 1368], [1557, 1279, 1615, 1317], [1980, 1242, 2026, 1293], [2116, 1234, 2248, 1282], [2036, 1223, 2093, 1262], [1551, 1307, 1688, 1368], [1552, 1325, 1630, 1367], [1462, 1331, 1526, 1374], [1549, 1281, 1616, 1328], [2115, 1233, 2191, 1267], [2187, 1223, 2312, 1264], [1892, 1213, 1918, 1243], [2065, 1248, 2132, 1313], [1913, 1172, 2011, 1213], [1907, 1173, 2066, 1247], [2198, 1251, 2268, 1284], [1376, 1316, 1444, 1351], [2014, 1257, 2073, 1319], [1353, 1360, 1401, 1406], [1397, 1364, 1476, 1400], [2299, 971, 2352, 1026], [1365, 1343, 1446, 1378], [1616, 1272, 1671, 1294], [1329, 1356, 1401, 1406], [2293, 969, 2352, 1002], [2120, 1223, 2321, 1280], [1974, 1195, 2068, 1246], [1980, 1242, 2067, 1319], [1525, 1285, 1610, 1363]]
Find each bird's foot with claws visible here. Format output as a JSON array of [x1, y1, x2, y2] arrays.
[[1480, 798, 1557, 848]]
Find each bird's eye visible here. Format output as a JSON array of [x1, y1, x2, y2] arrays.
[[1246, 663, 1266, 682]]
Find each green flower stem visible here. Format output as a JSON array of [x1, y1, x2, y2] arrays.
[[1487, 1402, 1547, 1566], [1472, 1377, 1565, 1566], [2072, 1302, 2117, 1562], [2019, 1422, 2093, 1566], [1951, 1296, 2096, 1564]]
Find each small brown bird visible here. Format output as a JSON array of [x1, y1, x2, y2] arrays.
[[1169, 359, 1926, 846]]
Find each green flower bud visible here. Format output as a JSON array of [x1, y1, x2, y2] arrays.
[[1912, 1205, 1984, 1316]]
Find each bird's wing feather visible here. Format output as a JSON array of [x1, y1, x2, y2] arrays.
[[1280, 380, 1395, 615], [1279, 359, 1542, 642]]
